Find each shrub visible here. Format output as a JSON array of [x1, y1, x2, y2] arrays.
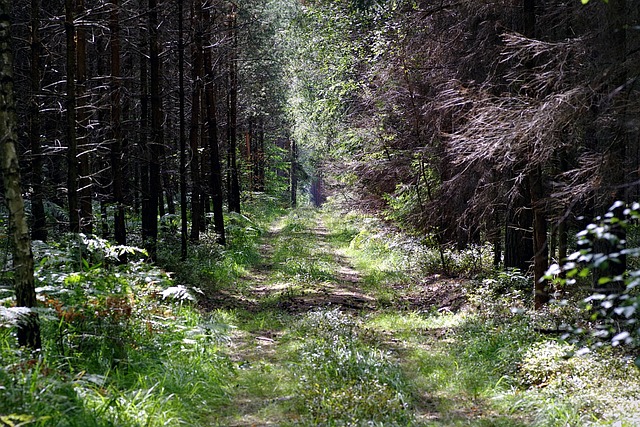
[[1, 235, 234, 426], [546, 201, 640, 364]]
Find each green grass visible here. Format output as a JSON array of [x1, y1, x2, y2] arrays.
[[2, 231, 236, 426], [3, 197, 640, 426], [362, 307, 640, 427]]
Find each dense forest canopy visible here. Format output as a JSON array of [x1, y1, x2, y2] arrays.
[[4, 0, 639, 273], [0, 0, 638, 345], [0, 0, 640, 424]]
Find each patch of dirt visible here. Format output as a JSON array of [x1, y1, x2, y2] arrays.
[[274, 291, 376, 313], [227, 329, 283, 364], [200, 289, 258, 312], [399, 275, 470, 312]]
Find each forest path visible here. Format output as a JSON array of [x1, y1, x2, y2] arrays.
[[209, 208, 529, 427]]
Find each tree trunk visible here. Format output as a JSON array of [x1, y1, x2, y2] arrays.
[[110, 0, 126, 248], [492, 211, 502, 268], [521, 0, 550, 308], [558, 218, 567, 279], [504, 188, 534, 273], [256, 117, 265, 191], [140, 12, 152, 254], [162, 169, 175, 215], [158, 183, 165, 217], [144, 0, 162, 259], [530, 166, 549, 308], [76, 0, 92, 234], [226, 4, 241, 213], [178, 0, 187, 259], [100, 200, 109, 238], [29, 0, 47, 242], [65, 0, 79, 233], [290, 139, 297, 208], [246, 118, 253, 192], [203, 0, 226, 245], [189, 1, 203, 240], [0, 2, 41, 349], [589, 0, 628, 293]]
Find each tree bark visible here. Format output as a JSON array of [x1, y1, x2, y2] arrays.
[[178, 0, 187, 259], [65, 0, 79, 233], [586, 0, 628, 293], [189, 1, 203, 240], [492, 211, 502, 268], [290, 138, 297, 208], [29, 0, 47, 242], [256, 117, 265, 191], [76, 0, 92, 234], [143, 0, 162, 259], [522, 0, 550, 308], [504, 191, 534, 273], [203, 0, 226, 245], [530, 166, 549, 309], [0, 2, 41, 349], [226, 3, 241, 213], [139, 35, 150, 243], [110, 0, 126, 248]]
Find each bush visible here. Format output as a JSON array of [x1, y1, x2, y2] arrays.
[[546, 201, 640, 364], [1, 235, 234, 426]]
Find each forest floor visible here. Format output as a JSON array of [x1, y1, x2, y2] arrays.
[[3, 203, 639, 426], [198, 207, 640, 427]]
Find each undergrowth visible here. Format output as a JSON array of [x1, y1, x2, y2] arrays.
[[1, 233, 235, 426], [3, 197, 640, 426], [158, 193, 288, 290], [290, 309, 413, 426], [321, 199, 640, 426]]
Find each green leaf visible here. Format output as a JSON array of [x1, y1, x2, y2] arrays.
[[0, 414, 35, 427], [598, 277, 612, 285], [578, 268, 590, 278]]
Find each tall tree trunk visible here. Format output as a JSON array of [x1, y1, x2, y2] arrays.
[[504, 190, 534, 273], [558, 218, 567, 279], [256, 117, 265, 191], [95, 37, 110, 240], [226, 3, 241, 213], [162, 170, 175, 215], [178, 0, 187, 259], [65, 0, 79, 233], [29, 0, 47, 242], [530, 166, 549, 309], [122, 48, 133, 217], [100, 200, 109, 238], [246, 118, 253, 192], [140, 11, 152, 253], [593, 0, 628, 293], [203, 0, 226, 245], [189, 1, 203, 240], [522, 0, 550, 307], [0, 2, 41, 349], [76, 0, 92, 234], [158, 182, 165, 217], [144, 0, 162, 259], [110, 0, 126, 247], [492, 211, 502, 268], [290, 138, 297, 208]]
